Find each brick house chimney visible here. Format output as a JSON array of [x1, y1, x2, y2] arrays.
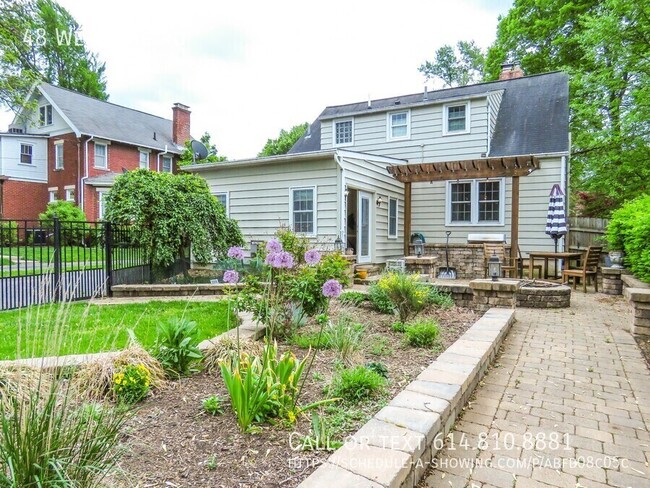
[[499, 61, 525, 81], [172, 103, 191, 145]]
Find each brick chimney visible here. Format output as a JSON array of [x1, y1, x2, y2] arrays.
[[499, 61, 525, 81], [172, 103, 191, 145]]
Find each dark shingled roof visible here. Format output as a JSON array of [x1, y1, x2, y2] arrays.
[[39, 83, 183, 154], [288, 72, 569, 157]]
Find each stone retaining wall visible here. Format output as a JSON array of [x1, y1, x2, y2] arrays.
[[298, 308, 516, 488], [624, 288, 650, 336], [602, 267, 623, 295], [111, 283, 244, 297], [516, 285, 571, 308], [408, 244, 502, 280]]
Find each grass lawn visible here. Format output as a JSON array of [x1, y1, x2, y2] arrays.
[[0, 300, 234, 361], [0, 246, 143, 264]]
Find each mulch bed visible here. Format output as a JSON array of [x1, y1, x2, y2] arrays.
[[107, 302, 478, 488], [635, 335, 650, 369]]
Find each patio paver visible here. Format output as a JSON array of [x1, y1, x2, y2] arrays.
[[423, 293, 650, 488]]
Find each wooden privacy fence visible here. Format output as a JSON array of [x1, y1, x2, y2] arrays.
[[568, 217, 608, 250]]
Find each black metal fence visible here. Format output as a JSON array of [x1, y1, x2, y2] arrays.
[[0, 219, 152, 310]]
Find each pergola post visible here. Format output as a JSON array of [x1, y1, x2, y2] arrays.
[[403, 182, 411, 256], [510, 175, 520, 266]]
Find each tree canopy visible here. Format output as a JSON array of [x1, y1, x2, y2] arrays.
[[178, 132, 227, 166], [0, 0, 108, 112], [418, 41, 486, 88], [258, 122, 308, 157], [104, 170, 243, 268], [483, 0, 649, 216]]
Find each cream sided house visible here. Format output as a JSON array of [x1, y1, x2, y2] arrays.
[[186, 65, 569, 275]]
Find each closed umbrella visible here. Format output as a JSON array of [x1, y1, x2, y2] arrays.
[[545, 184, 567, 277]]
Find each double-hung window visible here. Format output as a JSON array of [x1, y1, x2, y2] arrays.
[[443, 102, 470, 135], [387, 111, 410, 140], [20, 144, 33, 164], [139, 150, 150, 170], [55, 142, 64, 169], [333, 119, 353, 146], [447, 179, 504, 225], [94, 143, 107, 169], [290, 187, 316, 235], [215, 192, 228, 215], [65, 187, 75, 202], [388, 197, 398, 238], [98, 191, 107, 220], [162, 155, 173, 173], [39, 105, 53, 126]]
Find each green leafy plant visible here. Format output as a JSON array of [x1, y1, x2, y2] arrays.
[[39, 201, 87, 245], [377, 272, 429, 323], [202, 395, 225, 416], [0, 220, 18, 245], [324, 315, 365, 364], [154, 318, 203, 378], [368, 336, 393, 356], [404, 319, 440, 348], [300, 412, 344, 451], [391, 321, 406, 333], [290, 330, 331, 349], [112, 363, 151, 404], [426, 286, 454, 308], [368, 282, 395, 314], [339, 290, 368, 306], [606, 194, 650, 282], [365, 361, 388, 378], [330, 366, 386, 403]]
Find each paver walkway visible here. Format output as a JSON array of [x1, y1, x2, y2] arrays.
[[423, 293, 650, 488]]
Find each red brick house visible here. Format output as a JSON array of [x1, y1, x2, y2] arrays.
[[0, 83, 191, 221]]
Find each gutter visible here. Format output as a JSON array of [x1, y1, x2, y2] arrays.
[[334, 152, 346, 246], [156, 145, 169, 172], [81, 135, 94, 215]]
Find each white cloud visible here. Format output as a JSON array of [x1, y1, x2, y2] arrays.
[[1, 0, 511, 159]]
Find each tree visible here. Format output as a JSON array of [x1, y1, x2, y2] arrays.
[[0, 0, 108, 112], [104, 170, 243, 269], [419, 41, 486, 87], [484, 0, 650, 216], [178, 132, 227, 166], [258, 122, 308, 157]]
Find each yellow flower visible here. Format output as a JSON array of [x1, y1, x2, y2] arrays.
[[287, 411, 296, 423]]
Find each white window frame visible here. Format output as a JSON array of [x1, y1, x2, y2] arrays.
[[161, 155, 173, 173], [138, 149, 150, 170], [94, 142, 108, 169], [386, 110, 410, 141], [388, 197, 398, 239], [65, 186, 75, 202], [39, 104, 53, 126], [442, 101, 471, 136], [98, 191, 107, 220], [19, 143, 33, 164], [445, 178, 505, 226], [214, 192, 229, 216], [48, 187, 58, 202], [289, 186, 317, 236], [54, 141, 64, 170], [332, 118, 354, 147]]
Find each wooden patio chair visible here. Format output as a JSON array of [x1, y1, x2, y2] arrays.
[[517, 246, 543, 278], [562, 246, 602, 293], [483, 243, 517, 278]]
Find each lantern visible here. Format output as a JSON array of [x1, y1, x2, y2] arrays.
[[414, 238, 424, 257], [488, 251, 501, 281], [334, 236, 344, 252]]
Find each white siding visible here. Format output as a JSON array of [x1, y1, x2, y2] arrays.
[[0, 135, 48, 182], [13, 94, 71, 136], [202, 158, 339, 246], [411, 157, 563, 253], [321, 98, 489, 162], [339, 154, 405, 263]]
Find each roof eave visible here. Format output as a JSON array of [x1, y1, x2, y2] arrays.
[[38, 85, 81, 137], [183, 150, 339, 172]]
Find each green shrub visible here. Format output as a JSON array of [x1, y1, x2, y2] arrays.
[[324, 315, 365, 363], [290, 330, 331, 349], [404, 319, 440, 348], [202, 395, 225, 416], [365, 361, 388, 378], [330, 366, 386, 402], [154, 318, 203, 378], [391, 321, 406, 333], [426, 286, 454, 308], [0, 381, 129, 486], [113, 363, 151, 404], [606, 194, 650, 282], [338, 290, 367, 306], [0, 220, 18, 245], [368, 282, 395, 314], [377, 272, 429, 323], [39, 201, 87, 244]]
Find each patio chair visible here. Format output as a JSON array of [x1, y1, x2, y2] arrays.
[[562, 246, 602, 293], [517, 246, 543, 278], [483, 243, 517, 278]]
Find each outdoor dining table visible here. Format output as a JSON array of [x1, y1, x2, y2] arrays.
[[527, 251, 584, 279]]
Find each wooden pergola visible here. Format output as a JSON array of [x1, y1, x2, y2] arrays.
[[386, 155, 541, 262]]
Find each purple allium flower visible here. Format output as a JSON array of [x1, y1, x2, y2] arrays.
[[304, 249, 321, 265], [264, 252, 278, 266], [223, 270, 239, 284], [275, 251, 294, 269], [227, 246, 245, 260], [322, 279, 342, 298], [266, 238, 282, 253]]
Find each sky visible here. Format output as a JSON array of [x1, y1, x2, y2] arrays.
[[1, 0, 513, 160]]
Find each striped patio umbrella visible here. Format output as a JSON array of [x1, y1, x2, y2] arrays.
[[545, 183, 567, 253]]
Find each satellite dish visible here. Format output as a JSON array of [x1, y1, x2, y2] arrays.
[[191, 140, 209, 163]]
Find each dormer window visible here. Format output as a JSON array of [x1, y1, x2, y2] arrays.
[[333, 119, 353, 146], [39, 104, 53, 126], [443, 102, 470, 135]]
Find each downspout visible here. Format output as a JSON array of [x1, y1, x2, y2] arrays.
[[334, 152, 346, 248], [81, 135, 93, 216], [76, 139, 81, 205], [156, 145, 169, 172]]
